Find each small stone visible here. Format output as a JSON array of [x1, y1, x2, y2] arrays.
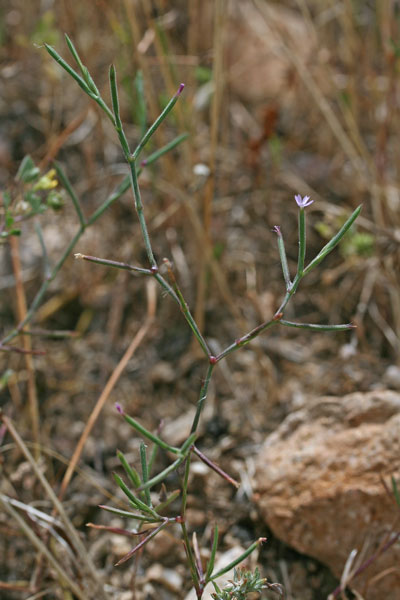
[[185, 508, 206, 528], [383, 365, 400, 390], [147, 564, 183, 593], [150, 361, 175, 384]]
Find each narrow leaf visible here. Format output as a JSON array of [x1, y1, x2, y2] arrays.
[[83, 66, 100, 96], [140, 443, 152, 507], [86, 522, 151, 537], [304, 205, 362, 276], [54, 162, 86, 227], [141, 133, 189, 168], [45, 43, 91, 95], [138, 456, 185, 491], [122, 413, 179, 454], [210, 538, 266, 581], [65, 34, 85, 74], [65, 35, 100, 96], [113, 472, 159, 518], [109, 64, 130, 158], [117, 450, 142, 488], [113, 472, 139, 505], [205, 525, 219, 580], [273, 226, 291, 289], [86, 174, 129, 223], [134, 70, 147, 137], [279, 320, 355, 332], [132, 83, 185, 161], [16, 156, 40, 183], [98, 505, 158, 522]]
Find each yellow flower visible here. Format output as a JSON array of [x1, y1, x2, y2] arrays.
[[33, 168, 58, 191]]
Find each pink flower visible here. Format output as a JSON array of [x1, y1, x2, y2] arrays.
[[295, 194, 313, 208]]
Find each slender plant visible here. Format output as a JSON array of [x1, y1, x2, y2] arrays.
[[43, 36, 361, 599]]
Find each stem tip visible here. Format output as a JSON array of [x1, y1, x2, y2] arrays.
[[272, 225, 281, 236]]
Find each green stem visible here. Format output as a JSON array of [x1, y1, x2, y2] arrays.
[[128, 159, 157, 269], [181, 454, 191, 518], [180, 519, 201, 597], [216, 318, 280, 363], [180, 432, 197, 454], [153, 272, 179, 303], [297, 207, 306, 277], [191, 364, 215, 433], [164, 259, 211, 358]]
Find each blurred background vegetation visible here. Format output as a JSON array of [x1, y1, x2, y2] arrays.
[[1, 1, 399, 598]]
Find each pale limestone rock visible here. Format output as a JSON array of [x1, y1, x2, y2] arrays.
[[254, 390, 400, 599]]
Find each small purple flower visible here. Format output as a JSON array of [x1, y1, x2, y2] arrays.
[[295, 194, 313, 208], [115, 403, 124, 415]]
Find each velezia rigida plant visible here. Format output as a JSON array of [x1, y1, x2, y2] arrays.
[[44, 35, 361, 599]]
